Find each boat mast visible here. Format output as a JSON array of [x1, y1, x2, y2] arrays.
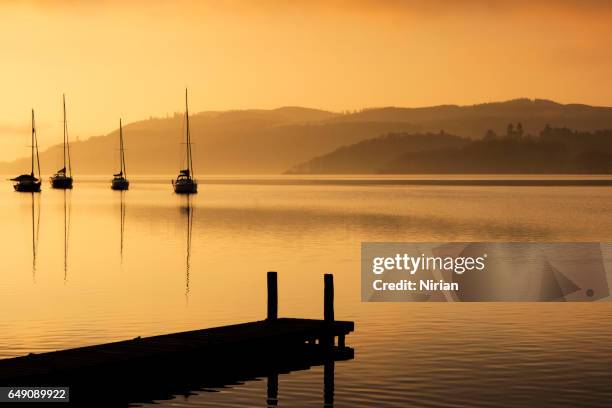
[[119, 119, 126, 177], [63, 94, 72, 177], [31, 109, 35, 177], [34, 111, 41, 180], [185, 88, 193, 177]]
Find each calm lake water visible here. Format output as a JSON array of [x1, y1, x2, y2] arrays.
[[1, 176, 612, 407]]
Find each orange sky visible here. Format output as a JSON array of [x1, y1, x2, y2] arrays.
[[1, 0, 612, 161]]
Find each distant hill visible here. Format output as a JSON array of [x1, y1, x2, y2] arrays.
[[325, 99, 612, 138], [3, 99, 612, 175], [286, 132, 467, 174], [0, 107, 348, 175], [381, 138, 569, 174], [290, 126, 612, 175]]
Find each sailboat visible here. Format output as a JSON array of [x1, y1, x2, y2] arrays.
[[50, 94, 73, 189], [172, 89, 197, 194], [111, 119, 129, 190], [12, 110, 42, 192]]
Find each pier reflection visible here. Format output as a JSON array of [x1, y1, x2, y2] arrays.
[[86, 345, 350, 407], [266, 373, 278, 407], [265, 358, 337, 408], [324, 360, 334, 407]]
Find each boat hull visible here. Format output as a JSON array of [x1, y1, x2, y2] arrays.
[[14, 181, 41, 192], [173, 180, 198, 194], [111, 178, 129, 190], [50, 176, 73, 189]]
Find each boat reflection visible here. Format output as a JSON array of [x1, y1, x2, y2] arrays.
[[181, 196, 194, 300], [30, 192, 41, 281], [119, 190, 126, 263], [62, 189, 72, 281]]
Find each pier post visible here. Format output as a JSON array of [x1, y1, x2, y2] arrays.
[[324, 274, 334, 322], [322, 274, 335, 348], [267, 271, 278, 321]]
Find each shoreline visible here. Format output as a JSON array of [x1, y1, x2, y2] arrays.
[[4, 175, 612, 187]]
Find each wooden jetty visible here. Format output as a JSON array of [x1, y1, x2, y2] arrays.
[[0, 272, 354, 407]]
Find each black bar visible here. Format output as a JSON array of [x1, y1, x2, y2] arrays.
[[267, 272, 278, 320], [324, 274, 334, 322]]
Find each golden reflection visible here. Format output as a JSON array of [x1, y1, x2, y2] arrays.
[[1, 180, 612, 360], [31, 192, 41, 282], [119, 190, 126, 263], [63, 189, 72, 282], [181, 195, 194, 302]]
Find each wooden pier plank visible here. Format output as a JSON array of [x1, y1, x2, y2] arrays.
[[0, 318, 354, 383]]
